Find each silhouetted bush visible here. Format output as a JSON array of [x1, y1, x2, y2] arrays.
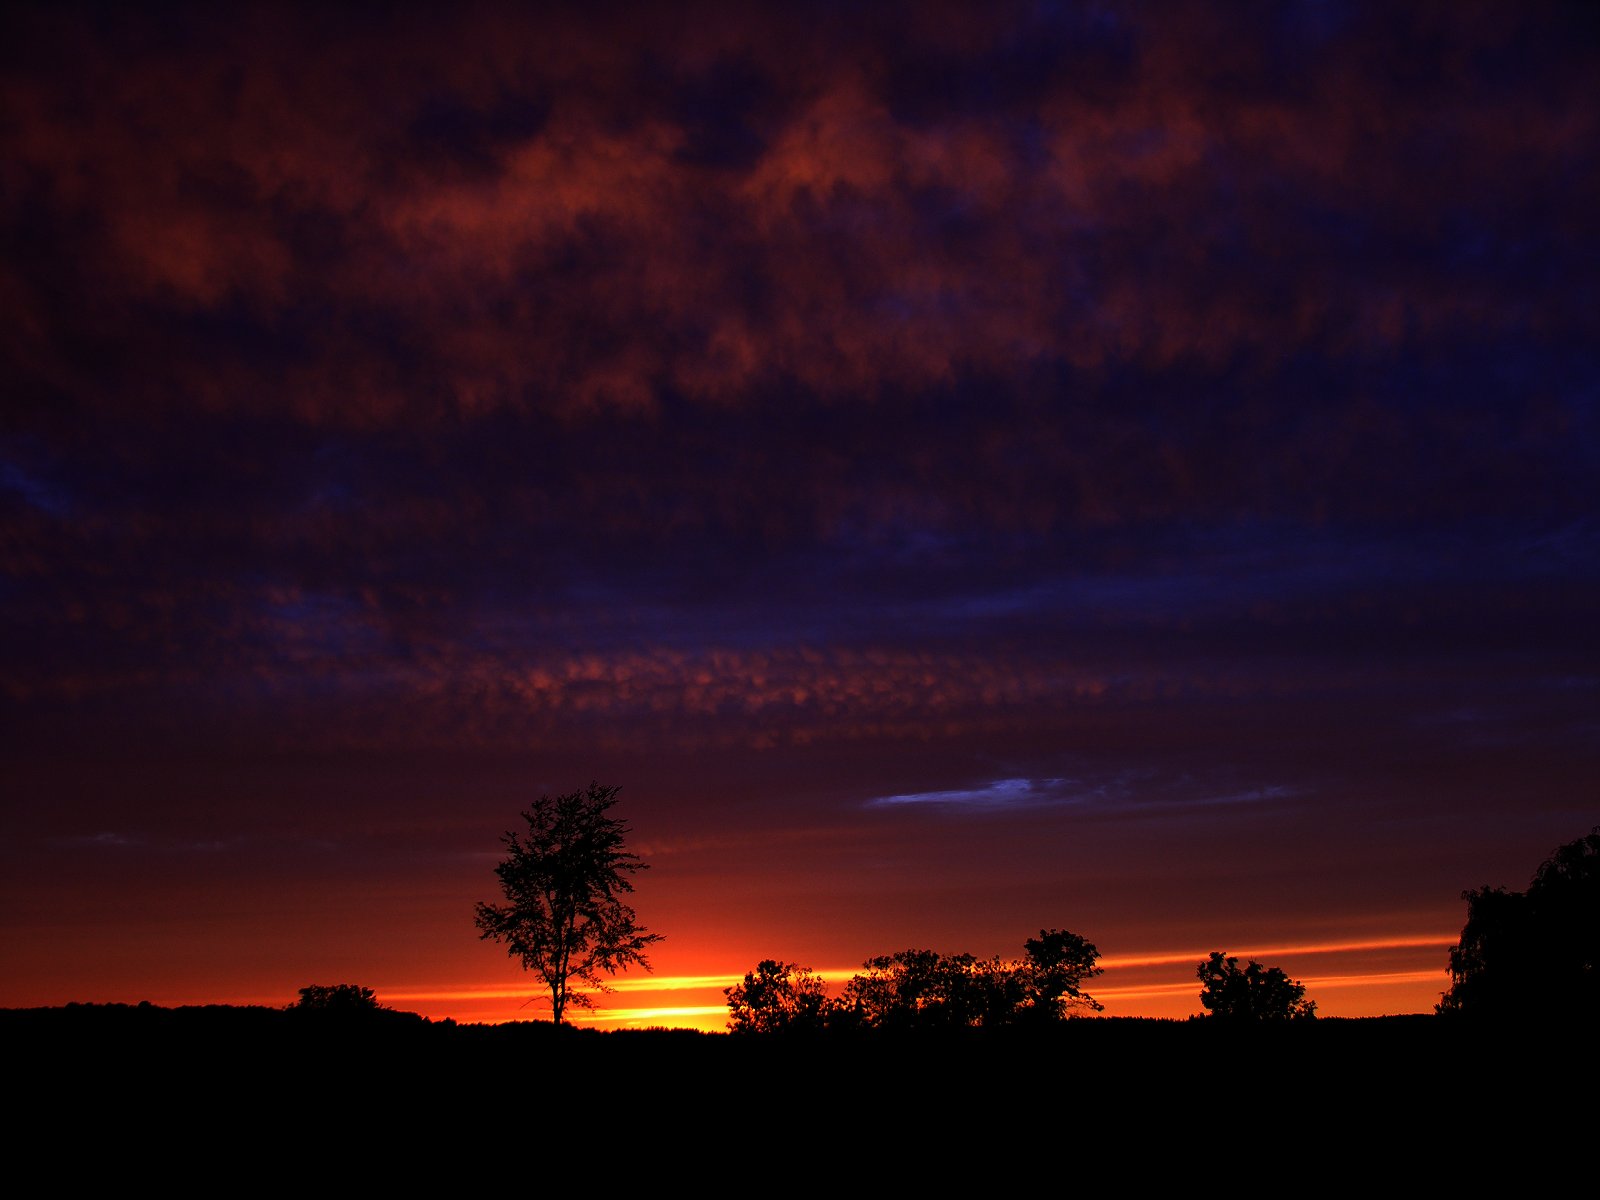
[[288, 983, 383, 1013], [1196, 952, 1316, 1020]]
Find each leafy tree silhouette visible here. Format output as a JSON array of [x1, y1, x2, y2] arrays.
[[475, 782, 662, 1025], [288, 983, 383, 1013], [1196, 952, 1316, 1020], [1019, 928, 1106, 1020], [730, 928, 1103, 1033], [1438, 826, 1600, 1018], [837, 948, 997, 1031], [725, 961, 830, 1035]]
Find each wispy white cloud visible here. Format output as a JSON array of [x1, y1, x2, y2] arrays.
[[867, 776, 1066, 809], [865, 774, 1298, 814]]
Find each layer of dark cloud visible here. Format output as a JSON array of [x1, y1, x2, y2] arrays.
[[6, 3, 1595, 423]]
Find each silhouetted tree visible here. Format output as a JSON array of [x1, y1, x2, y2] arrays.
[[1438, 826, 1600, 1018], [1018, 928, 1106, 1019], [838, 949, 995, 1031], [288, 983, 382, 1012], [475, 782, 662, 1025], [1196, 952, 1316, 1020], [725, 960, 830, 1035], [832, 930, 1103, 1031]]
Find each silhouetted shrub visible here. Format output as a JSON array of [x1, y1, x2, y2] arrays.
[[288, 983, 383, 1013], [1196, 952, 1316, 1020]]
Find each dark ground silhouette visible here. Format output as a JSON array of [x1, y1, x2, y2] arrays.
[[8, 1000, 1589, 1162]]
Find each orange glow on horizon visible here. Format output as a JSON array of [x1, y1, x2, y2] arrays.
[[357, 933, 1456, 1030], [1096, 934, 1455, 970], [12, 936, 1452, 1032]]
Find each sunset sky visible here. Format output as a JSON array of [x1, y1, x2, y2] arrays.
[[3, 2, 1596, 1029]]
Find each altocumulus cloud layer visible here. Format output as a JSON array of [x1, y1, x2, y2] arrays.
[[2, 2, 1597, 1010]]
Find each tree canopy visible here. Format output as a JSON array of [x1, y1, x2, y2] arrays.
[[288, 983, 383, 1013], [838, 948, 1002, 1031], [1020, 928, 1105, 1021], [1196, 952, 1316, 1020], [1438, 826, 1599, 1018], [724, 960, 830, 1035], [475, 782, 662, 1024], [726, 928, 1102, 1034]]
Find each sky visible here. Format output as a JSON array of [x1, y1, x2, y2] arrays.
[[3, 1, 1597, 1029]]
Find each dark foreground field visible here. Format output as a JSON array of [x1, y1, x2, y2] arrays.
[[8, 1003, 1591, 1177]]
